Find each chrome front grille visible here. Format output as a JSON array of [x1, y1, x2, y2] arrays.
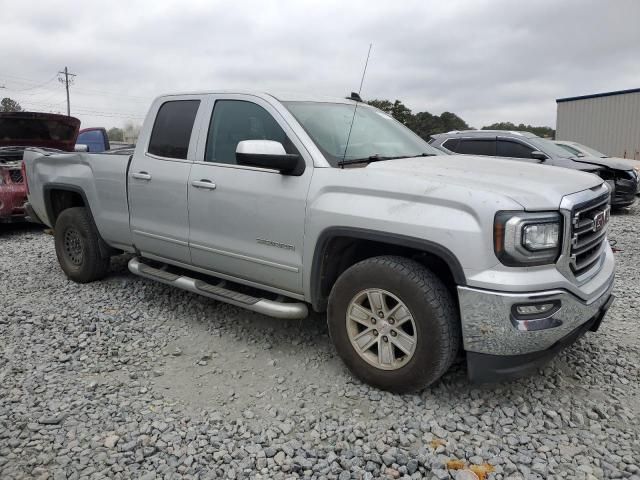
[[569, 192, 610, 278]]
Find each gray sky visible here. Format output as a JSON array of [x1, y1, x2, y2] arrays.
[[1, 0, 639, 130]]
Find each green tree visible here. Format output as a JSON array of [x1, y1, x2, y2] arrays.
[[406, 110, 470, 140], [1, 97, 23, 112], [439, 112, 469, 133], [367, 99, 413, 125], [107, 127, 124, 142], [367, 98, 470, 140], [482, 122, 555, 138], [123, 122, 142, 143]]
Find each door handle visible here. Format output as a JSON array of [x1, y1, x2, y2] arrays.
[[131, 171, 152, 181], [191, 179, 217, 190]]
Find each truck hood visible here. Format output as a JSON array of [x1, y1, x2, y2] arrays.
[[368, 154, 603, 210], [0, 112, 80, 151]]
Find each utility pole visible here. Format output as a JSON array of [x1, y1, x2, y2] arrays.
[[57, 66, 76, 116]]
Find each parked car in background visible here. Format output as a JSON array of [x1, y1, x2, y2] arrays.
[[76, 127, 110, 152], [24, 91, 615, 391], [555, 140, 640, 194], [0, 112, 80, 222], [430, 130, 638, 208]]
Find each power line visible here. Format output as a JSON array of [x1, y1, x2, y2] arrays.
[[2, 70, 148, 121], [19, 102, 146, 119], [9, 74, 58, 93], [58, 67, 76, 117], [0, 72, 151, 102]]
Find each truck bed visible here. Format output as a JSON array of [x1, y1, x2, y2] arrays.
[[23, 149, 134, 251]]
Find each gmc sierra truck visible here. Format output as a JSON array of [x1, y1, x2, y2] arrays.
[[23, 92, 615, 392]]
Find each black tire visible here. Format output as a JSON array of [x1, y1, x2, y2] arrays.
[[327, 255, 460, 392], [54, 207, 110, 283]]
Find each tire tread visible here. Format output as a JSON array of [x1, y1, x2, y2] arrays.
[[328, 255, 460, 392], [54, 207, 110, 283]]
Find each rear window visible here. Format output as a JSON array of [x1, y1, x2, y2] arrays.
[[148, 100, 200, 159]]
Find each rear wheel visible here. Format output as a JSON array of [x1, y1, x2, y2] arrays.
[[327, 255, 460, 392], [54, 207, 110, 283]]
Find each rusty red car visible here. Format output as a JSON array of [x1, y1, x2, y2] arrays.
[[0, 112, 80, 222]]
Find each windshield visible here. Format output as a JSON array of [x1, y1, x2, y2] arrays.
[[556, 143, 583, 156], [572, 142, 608, 158], [284, 101, 442, 166], [528, 137, 574, 158]]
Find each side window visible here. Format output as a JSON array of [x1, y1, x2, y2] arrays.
[[442, 138, 459, 152], [455, 139, 496, 156], [205, 100, 297, 164], [148, 100, 200, 159], [497, 140, 535, 159]]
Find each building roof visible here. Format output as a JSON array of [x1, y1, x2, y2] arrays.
[[556, 87, 640, 103]]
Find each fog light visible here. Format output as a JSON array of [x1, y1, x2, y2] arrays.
[[516, 303, 556, 316]]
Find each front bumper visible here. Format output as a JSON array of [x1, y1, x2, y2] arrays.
[[466, 294, 613, 382], [458, 271, 615, 380], [611, 177, 638, 207]]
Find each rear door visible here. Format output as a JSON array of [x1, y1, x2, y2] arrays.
[[128, 97, 203, 264], [187, 94, 312, 295]]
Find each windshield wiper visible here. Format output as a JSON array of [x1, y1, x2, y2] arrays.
[[338, 152, 437, 167]]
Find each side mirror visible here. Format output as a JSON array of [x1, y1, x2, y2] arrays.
[[236, 140, 303, 175], [74, 144, 89, 152], [530, 150, 547, 161]]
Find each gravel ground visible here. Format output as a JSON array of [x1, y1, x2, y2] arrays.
[[1, 206, 639, 480]]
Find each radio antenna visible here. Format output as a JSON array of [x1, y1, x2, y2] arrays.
[[358, 43, 372, 95], [341, 43, 372, 167]]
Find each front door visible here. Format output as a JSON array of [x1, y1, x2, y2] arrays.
[[128, 98, 201, 264], [187, 96, 312, 295]]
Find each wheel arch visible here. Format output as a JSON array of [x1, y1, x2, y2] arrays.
[[309, 227, 466, 312], [43, 183, 115, 257]]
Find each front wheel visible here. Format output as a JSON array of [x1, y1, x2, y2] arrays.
[[54, 207, 110, 283], [327, 256, 460, 392]]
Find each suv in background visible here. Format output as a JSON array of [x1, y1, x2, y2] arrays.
[[430, 130, 638, 208]]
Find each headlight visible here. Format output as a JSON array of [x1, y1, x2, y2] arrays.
[[522, 223, 560, 250], [494, 211, 562, 266]]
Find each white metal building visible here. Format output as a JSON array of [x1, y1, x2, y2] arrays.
[[556, 88, 640, 160]]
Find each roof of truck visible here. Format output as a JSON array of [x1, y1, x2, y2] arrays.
[[157, 91, 358, 104]]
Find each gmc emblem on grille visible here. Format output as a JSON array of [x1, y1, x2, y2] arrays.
[[592, 208, 610, 232]]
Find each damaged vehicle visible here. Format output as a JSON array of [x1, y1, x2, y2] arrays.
[[555, 140, 640, 194], [0, 112, 80, 222], [430, 130, 639, 208]]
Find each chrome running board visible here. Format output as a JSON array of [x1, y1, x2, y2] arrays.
[[128, 257, 308, 319]]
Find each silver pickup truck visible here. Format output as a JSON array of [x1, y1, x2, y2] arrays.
[[23, 91, 615, 392]]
